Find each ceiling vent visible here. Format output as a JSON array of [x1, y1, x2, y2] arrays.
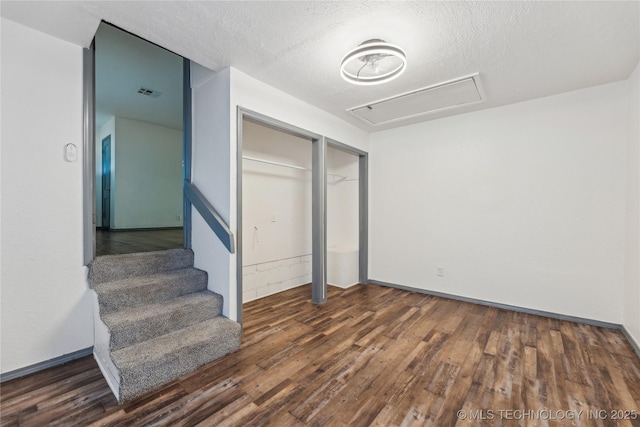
[[348, 74, 484, 126], [136, 87, 161, 98]]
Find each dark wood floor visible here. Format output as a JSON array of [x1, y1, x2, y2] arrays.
[[2, 284, 639, 426], [95, 229, 183, 256]]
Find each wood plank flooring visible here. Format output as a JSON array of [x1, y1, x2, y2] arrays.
[[2, 284, 639, 426], [95, 229, 183, 256]]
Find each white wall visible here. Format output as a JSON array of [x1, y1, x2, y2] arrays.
[[0, 18, 93, 373], [95, 117, 115, 228], [624, 62, 640, 345], [370, 81, 628, 324], [190, 65, 234, 317], [112, 117, 183, 229], [96, 117, 182, 230], [327, 146, 359, 251], [242, 120, 312, 265], [326, 147, 360, 288]]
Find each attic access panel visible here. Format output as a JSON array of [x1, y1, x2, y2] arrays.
[[349, 75, 483, 125]]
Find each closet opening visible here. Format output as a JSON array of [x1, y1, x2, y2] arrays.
[[236, 109, 368, 324], [240, 119, 314, 304], [327, 145, 361, 289]]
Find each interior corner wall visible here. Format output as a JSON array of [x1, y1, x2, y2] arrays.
[[369, 81, 628, 324], [112, 117, 183, 229], [624, 62, 640, 345], [0, 18, 94, 373], [95, 117, 115, 228]]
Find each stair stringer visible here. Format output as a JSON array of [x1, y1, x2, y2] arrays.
[[91, 290, 121, 402]]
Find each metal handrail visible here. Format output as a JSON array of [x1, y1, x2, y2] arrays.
[[184, 180, 235, 253]]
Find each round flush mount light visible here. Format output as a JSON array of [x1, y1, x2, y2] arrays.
[[340, 39, 407, 85]]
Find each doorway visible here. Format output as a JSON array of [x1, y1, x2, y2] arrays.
[[240, 119, 313, 303], [92, 23, 186, 257]]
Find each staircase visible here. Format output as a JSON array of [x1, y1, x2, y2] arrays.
[[88, 248, 241, 403]]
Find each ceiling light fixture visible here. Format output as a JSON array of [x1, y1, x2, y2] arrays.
[[340, 39, 407, 86]]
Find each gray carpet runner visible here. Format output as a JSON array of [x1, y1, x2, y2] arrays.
[[88, 248, 241, 403]]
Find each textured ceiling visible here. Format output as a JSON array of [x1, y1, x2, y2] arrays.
[[95, 24, 183, 129], [2, 1, 639, 131]]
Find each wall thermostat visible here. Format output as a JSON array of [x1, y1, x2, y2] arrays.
[[65, 143, 77, 162]]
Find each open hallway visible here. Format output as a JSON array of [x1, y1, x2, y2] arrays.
[[95, 229, 183, 256], [1, 284, 638, 426]]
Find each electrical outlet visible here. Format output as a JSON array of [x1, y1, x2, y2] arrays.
[[437, 266, 445, 277]]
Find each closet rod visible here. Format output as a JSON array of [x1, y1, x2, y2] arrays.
[[242, 155, 347, 181], [243, 155, 308, 171]]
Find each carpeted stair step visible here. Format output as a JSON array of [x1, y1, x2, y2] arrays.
[[112, 317, 242, 403], [102, 290, 223, 350], [89, 249, 242, 404], [93, 268, 207, 314], [88, 248, 194, 285]]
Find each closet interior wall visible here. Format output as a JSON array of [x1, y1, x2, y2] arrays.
[[327, 146, 360, 288], [241, 120, 313, 302]]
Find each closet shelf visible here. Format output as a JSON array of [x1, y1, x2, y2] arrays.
[[242, 156, 348, 183]]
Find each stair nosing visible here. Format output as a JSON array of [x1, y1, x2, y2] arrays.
[[93, 267, 206, 293], [88, 248, 195, 285], [102, 290, 222, 327], [111, 317, 240, 365]]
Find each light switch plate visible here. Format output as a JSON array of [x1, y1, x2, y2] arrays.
[[65, 143, 77, 162]]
